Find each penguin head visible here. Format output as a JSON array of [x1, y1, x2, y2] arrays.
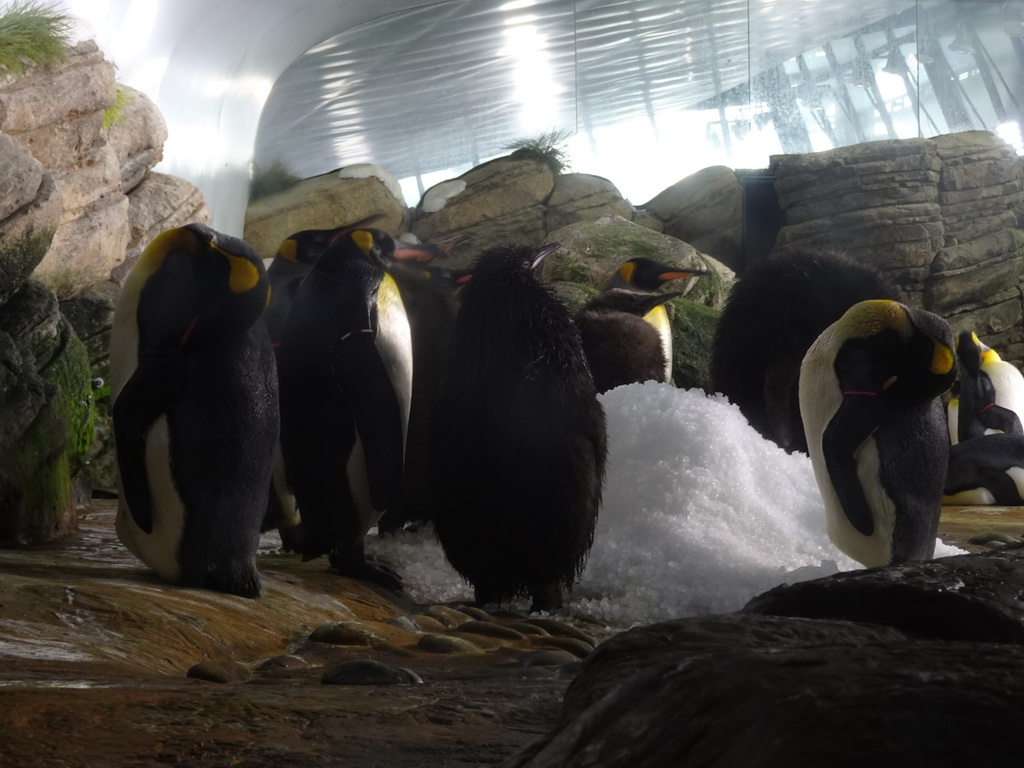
[[829, 300, 956, 407], [583, 288, 683, 318], [955, 330, 986, 377], [606, 257, 706, 293], [275, 227, 347, 266], [133, 224, 269, 352]]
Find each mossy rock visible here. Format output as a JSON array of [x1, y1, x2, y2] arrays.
[[550, 281, 600, 316], [0, 226, 55, 306], [667, 298, 719, 392], [40, 318, 96, 505]]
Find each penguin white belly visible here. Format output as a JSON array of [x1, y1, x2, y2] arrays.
[[114, 414, 185, 583], [375, 275, 414, 439], [643, 305, 673, 382], [991, 362, 1024, 427]]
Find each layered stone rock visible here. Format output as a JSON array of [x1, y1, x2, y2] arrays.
[[410, 156, 556, 264], [771, 131, 1024, 365], [243, 167, 408, 259], [0, 40, 128, 298], [640, 165, 743, 270], [107, 85, 168, 194]]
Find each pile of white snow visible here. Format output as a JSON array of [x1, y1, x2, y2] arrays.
[[367, 382, 964, 628]]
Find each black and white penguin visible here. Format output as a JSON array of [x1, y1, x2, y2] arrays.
[[944, 433, 1024, 505], [378, 252, 471, 533], [605, 257, 705, 383], [109, 223, 279, 598], [799, 299, 957, 567], [276, 228, 413, 589], [430, 242, 607, 611], [951, 331, 1024, 444], [712, 248, 899, 453], [262, 226, 348, 552], [575, 289, 683, 394]]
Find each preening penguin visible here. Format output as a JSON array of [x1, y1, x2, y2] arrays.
[[799, 299, 956, 568], [576, 289, 683, 394], [605, 257, 705, 383], [430, 242, 608, 611], [951, 331, 1024, 444], [276, 228, 413, 589], [109, 223, 279, 598], [944, 433, 1024, 505], [712, 248, 898, 453]]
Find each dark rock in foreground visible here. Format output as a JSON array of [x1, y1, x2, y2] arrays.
[[502, 547, 1024, 768]]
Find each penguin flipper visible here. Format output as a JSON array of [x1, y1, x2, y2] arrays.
[[822, 394, 886, 537], [112, 354, 186, 534], [332, 334, 405, 512], [979, 403, 1024, 436]]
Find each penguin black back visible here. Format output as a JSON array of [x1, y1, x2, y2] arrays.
[[712, 248, 898, 453], [277, 228, 413, 589], [110, 223, 279, 598], [430, 243, 607, 610], [576, 289, 682, 394]]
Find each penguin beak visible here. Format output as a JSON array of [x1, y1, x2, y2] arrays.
[[658, 270, 706, 282], [532, 242, 563, 270], [393, 242, 447, 264], [435, 233, 472, 253]]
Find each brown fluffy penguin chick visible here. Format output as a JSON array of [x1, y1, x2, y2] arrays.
[[430, 242, 608, 612], [576, 289, 683, 394]]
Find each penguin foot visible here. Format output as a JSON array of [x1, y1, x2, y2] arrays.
[[278, 523, 304, 553], [530, 582, 563, 613], [204, 564, 262, 599], [329, 548, 403, 592]]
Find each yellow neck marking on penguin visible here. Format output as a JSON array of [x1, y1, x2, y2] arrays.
[[982, 347, 1002, 365], [837, 299, 909, 339], [643, 303, 670, 332], [214, 246, 261, 293], [377, 272, 402, 315], [619, 261, 637, 285], [277, 239, 298, 263], [264, 285, 272, 309], [136, 227, 196, 277], [931, 339, 955, 375], [352, 230, 375, 257]]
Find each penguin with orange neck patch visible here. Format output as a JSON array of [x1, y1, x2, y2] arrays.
[[799, 299, 956, 567], [276, 228, 414, 590], [602, 257, 705, 384], [109, 223, 278, 598]]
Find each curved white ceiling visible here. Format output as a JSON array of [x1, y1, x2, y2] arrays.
[[56, 1, 1018, 237]]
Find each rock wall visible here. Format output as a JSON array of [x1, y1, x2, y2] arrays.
[[772, 131, 1024, 361], [0, 41, 210, 541]]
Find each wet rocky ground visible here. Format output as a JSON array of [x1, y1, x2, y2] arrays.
[[0, 501, 1017, 767], [0, 500, 614, 767]]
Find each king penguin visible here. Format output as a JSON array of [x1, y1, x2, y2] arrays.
[[576, 289, 683, 393], [109, 223, 279, 598], [712, 248, 899, 453], [430, 242, 608, 611], [950, 331, 1024, 444], [378, 240, 473, 534], [604, 257, 705, 383], [944, 433, 1024, 505], [276, 228, 413, 589], [799, 299, 956, 568]]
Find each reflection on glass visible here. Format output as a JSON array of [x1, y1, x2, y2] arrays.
[[254, 1, 1024, 207]]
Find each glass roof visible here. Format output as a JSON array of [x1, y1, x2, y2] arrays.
[[56, 0, 1024, 235]]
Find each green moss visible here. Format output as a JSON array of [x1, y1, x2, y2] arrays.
[[250, 157, 302, 201], [0, 227, 56, 297], [505, 129, 572, 174], [40, 318, 95, 480], [102, 85, 133, 130], [668, 298, 720, 392], [0, 1, 72, 79]]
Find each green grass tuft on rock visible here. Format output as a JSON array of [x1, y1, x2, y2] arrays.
[[102, 85, 133, 129], [250, 157, 303, 201], [505, 129, 573, 174], [0, 1, 72, 79]]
